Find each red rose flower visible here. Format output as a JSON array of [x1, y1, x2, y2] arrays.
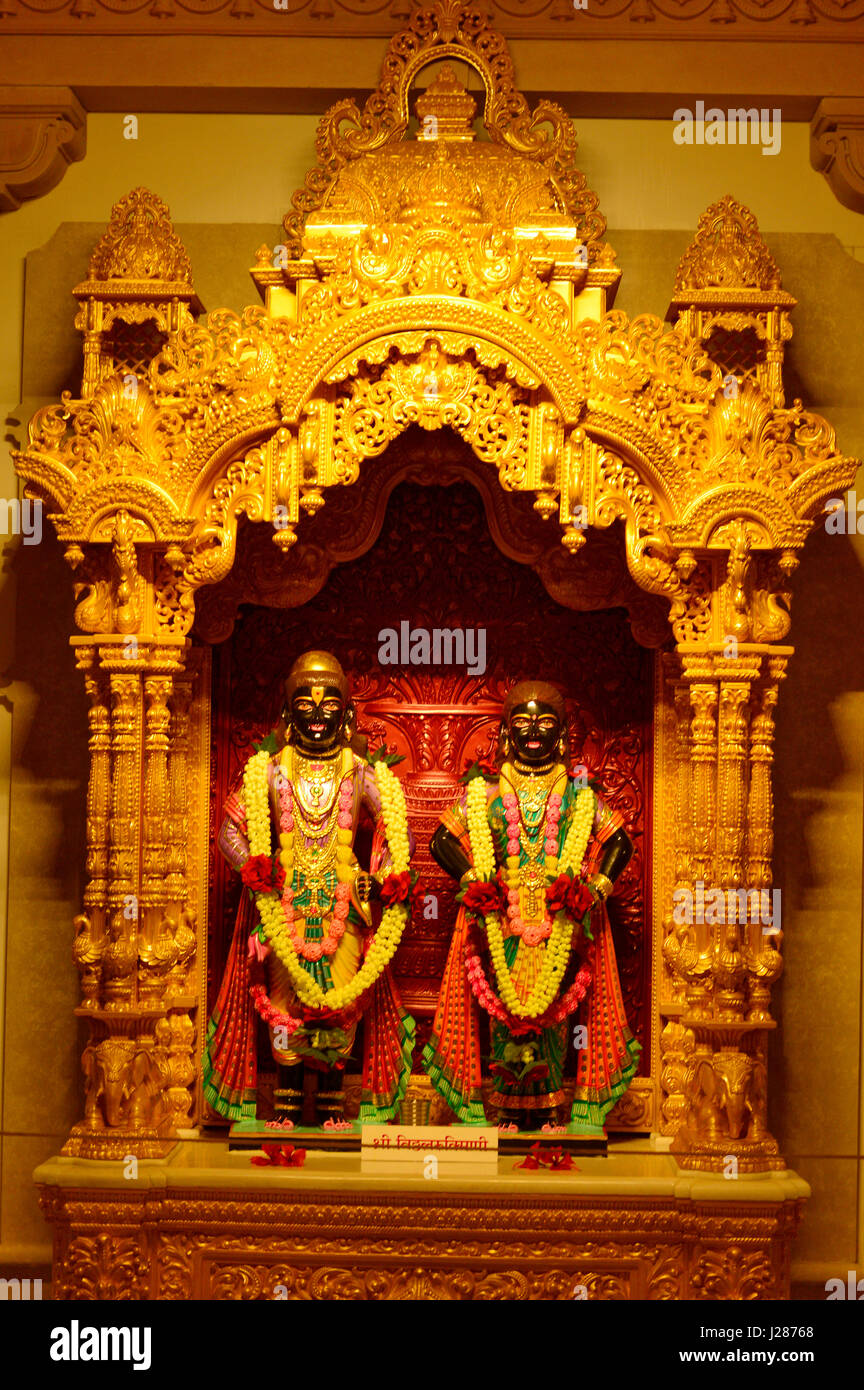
[[565, 881, 594, 920], [460, 878, 508, 916], [251, 1143, 306, 1168], [545, 873, 573, 915], [241, 854, 285, 894], [546, 874, 594, 921], [380, 870, 413, 906]]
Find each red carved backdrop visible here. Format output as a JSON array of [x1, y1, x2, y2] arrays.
[[205, 475, 653, 1077]]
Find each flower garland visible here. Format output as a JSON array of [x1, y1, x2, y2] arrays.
[[243, 749, 412, 1013], [464, 774, 595, 1019], [463, 933, 593, 1034]]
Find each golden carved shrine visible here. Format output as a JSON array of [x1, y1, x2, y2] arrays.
[[14, 2, 858, 1301]]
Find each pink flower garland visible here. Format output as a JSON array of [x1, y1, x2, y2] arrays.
[[249, 982, 305, 1036], [464, 937, 593, 1035], [502, 791, 563, 944]]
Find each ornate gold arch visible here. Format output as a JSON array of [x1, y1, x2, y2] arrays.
[[15, 2, 858, 1174]]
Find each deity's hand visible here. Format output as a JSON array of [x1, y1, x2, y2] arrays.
[[354, 871, 380, 904]]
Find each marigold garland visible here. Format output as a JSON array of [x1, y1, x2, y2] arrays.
[[465, 774, 595, 1019], [243, 749, 411, 1012]]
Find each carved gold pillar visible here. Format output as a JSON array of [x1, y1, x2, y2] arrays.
[[669, 646, 785, 1173], [140, 674, 178, 1004], [672, 677, 693, 913], [743, 657, 786, 1035], [672, 661, 718, 1024], [714, 678, 752, 1022], [72, 647, 110, 1011], [165, 677, 191, 912], [104, 667, 142, 1010], [65, 639, 191, 1159], [688, 676, 718, 893], [162, 670, 198, 1131], [659, 657, 695, 1136]]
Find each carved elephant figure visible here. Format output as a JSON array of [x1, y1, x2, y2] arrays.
[[126, 1045, 164, 1129], [82, 1038, 136, 1129], [691, 1052, 754, 1141]]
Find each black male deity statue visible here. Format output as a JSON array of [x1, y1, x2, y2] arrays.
[[204, 651, 415, 1128], [424, 680, 639, 1133]]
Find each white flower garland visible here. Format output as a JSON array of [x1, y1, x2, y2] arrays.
[[465, 774, 595, 1019], [243, 750, 411, 1012]]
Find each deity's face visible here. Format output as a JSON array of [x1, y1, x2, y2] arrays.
[[289, 682, 347, 754], [507, 698, 563, 767]]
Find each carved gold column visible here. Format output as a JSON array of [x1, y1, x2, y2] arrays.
[[105, 667, 142, 1008], [659, 657, 695, 1136], [742, 655, 787, 1148], [65, 639, 191, 1158], [161, 670, 198, 1132], [670, 645, 785, 1173], [72, 647, 110, 1011], [140, 674, 177, 1004], [671, 659, 717, 1023], [714, 677, 752, 1021]]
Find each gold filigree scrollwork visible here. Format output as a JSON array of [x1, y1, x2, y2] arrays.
[[674, 196, 782, 294], [182, 444, 269, 599], [112, 511, 142, 634], [332, 345, 531, 493], [669, 196, 795, 411]]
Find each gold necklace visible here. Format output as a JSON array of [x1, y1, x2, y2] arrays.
[[291, 746, 344, 819], [500, 761, 567, 920], [501, 761, 567, 826], [292, 798, 340, 915], [288, 747, 350, 915], [512, 757, 556, 777]]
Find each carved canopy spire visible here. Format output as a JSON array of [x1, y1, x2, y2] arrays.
[[86, 186, 196, 287], [279, 0, 612, 268], [72, 187, 203, 397], [668, 195, 795, 409], [673, 194, 783, 293]]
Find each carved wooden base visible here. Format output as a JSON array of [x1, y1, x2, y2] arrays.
[[36, 1141, 807, 1300], [61, 1125, 176, 1161]]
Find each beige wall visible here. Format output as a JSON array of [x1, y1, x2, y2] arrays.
[[1, 110, 862, 1284]]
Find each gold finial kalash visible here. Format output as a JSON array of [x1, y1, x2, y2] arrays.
[[415, 63, 478, 142]]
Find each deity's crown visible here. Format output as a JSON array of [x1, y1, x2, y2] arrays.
[[284, 650, 349, 702], [502, 680, 566, 723]]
